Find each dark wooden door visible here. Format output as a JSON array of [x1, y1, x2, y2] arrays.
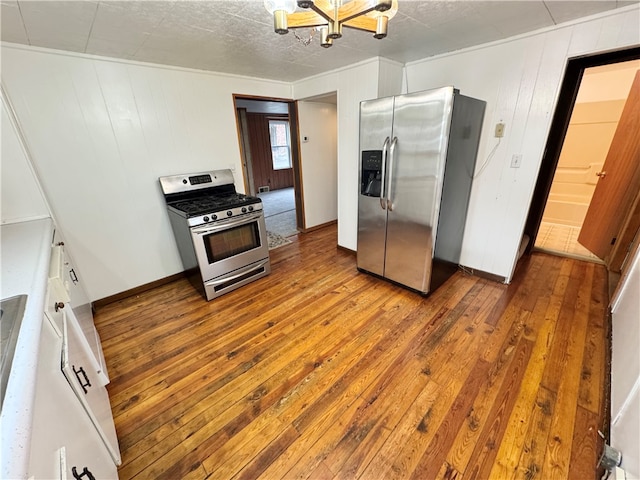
[[578, 70, 640, 261], [246, 113, 293, 191]]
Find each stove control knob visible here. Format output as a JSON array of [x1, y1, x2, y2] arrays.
[[212, 214, 218, 221], [248, 205, 254, 212], [203, 216, 209, 222], [241, 207, 247, 213], [227, 210, 233, 217]]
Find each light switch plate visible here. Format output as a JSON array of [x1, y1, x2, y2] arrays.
[[511, 154, 522, 168]]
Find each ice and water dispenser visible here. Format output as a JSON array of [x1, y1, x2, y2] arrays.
[[360, 150, 384, 197]]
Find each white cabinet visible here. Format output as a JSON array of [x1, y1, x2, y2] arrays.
[[29, 230, 121, 478], [28, 317, 118, 479], [62, 312, 121, 464], [48, 230, 109, 385]]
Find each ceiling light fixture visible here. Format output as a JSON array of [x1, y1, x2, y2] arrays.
[[293, 27, 317, 46], [264, 0, 398, 48]]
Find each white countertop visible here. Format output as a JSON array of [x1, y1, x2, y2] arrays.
[[1, 217, 54, 479]]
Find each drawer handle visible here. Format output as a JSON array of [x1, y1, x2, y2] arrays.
[[69, 268, 79, 284], [54, 302, 65, 312], [72, 466, 96, 480], [73, 365, 92, 394]]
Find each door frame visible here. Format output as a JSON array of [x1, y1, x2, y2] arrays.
[[523, 45, 640, 253], [232, 94, 305, 231]]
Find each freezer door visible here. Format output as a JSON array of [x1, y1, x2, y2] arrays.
[[383, 87, 455, 293], [357, 96, 394, 277], [434, 94, 486, 266]]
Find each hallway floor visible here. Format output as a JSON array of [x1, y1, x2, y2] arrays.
[[259, 187, 297, 239]]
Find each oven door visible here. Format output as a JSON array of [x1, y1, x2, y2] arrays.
[[190, 210, 269, 284]]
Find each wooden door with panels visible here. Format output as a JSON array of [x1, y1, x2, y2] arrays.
[[578, 70, 640, 268]]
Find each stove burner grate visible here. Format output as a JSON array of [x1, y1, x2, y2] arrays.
[[168, 193, 259, 216]]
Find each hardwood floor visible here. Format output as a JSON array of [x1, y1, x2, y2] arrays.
[[94, 224, 608, 479]]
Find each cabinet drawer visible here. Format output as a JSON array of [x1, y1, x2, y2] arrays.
[[32, 445, 118, 480], [29, 319, 118, 479], [59, 446, 117, 480], [62, 315, 121, 465]]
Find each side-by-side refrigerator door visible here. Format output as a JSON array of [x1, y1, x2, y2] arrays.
[[383, 87, 455, 293], [357, 96, 394, 277]]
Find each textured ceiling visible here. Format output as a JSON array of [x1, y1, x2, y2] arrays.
[[1, 1, 638, 82]]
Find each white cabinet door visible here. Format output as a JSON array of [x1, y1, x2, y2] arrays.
[[45, 280, 108, 388], [64, 246, 110, 384], [50, 229, 109, 384], [29, 319, 118, 479], [62, 312, 121, 465]]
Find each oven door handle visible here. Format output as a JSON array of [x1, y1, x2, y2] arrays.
[[204, 259, 270, 287], [191, 211, 263, 235]]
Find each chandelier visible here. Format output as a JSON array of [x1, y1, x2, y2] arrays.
[[264, 0, 398, 48]]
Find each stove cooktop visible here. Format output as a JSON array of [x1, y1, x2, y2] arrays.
[[168, 193, 261, 217]]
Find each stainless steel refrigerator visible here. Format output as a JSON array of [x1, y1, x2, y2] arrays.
[[357, 87, 486, 294]]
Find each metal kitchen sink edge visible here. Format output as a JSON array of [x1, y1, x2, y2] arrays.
[[0, 295, 28, 412]]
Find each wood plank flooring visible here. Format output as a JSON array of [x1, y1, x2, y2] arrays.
[[93, 224, 608, 479]]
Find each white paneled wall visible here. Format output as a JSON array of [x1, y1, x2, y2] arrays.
[[406, 7, 640, 280], [335, 62, 382, 248], [377, 58, 404, 98], [298, 101, 337, 229], [293, 58, 380, 248], [1, 45, 291, 300], [1, 95, 50, 224]]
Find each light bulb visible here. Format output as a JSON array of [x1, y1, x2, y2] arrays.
[[367, 0, 398, 20], [264, 0, 296, 14]]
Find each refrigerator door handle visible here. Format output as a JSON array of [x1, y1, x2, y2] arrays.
[[387, 136, 398, 211], [379, 137, 390, 210]]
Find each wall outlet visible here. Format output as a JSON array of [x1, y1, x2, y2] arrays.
[[495, 122, 505, 138], [511, 154, 522, 168]]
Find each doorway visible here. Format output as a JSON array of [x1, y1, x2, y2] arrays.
[[524, 46, 640, 269], [534, 59, 640, 262], [234, 95, 303, 240]]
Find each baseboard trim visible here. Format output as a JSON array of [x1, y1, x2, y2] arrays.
[[300, 219, 337, 234], [93, 272, 186, 310], [337, 245, 356, 256], [458, 265, 507, 284]]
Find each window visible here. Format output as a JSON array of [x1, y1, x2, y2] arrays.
[[268, 119, 292, 170]]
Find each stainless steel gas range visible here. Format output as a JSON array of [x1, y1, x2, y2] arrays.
[[159, 170, 271, 301]]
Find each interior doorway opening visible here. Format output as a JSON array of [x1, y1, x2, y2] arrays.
[[234, 92, 339, 245], [524, 46, 640, 272], [534, 59, 640, 263], [233, 95, 303, 241]]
